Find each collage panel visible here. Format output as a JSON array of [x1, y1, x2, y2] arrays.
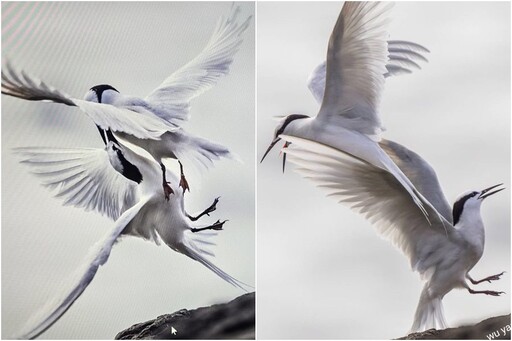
[[2, 2, 254, 339], [257, 1, 510, 339]]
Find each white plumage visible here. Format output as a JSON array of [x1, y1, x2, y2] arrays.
[[282, 136, 504, 332], [1, 63, 171, 140], [261, 2, 442, 223], [14, 141, 250, 339], [307, 40, 430, 105], [15, 147, 137, 220], [2, 4, 251, 196]]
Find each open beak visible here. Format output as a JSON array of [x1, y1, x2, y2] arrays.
[[260, 137, 281, 163], [479, 183, 505, 200]]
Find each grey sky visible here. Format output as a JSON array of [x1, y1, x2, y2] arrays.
[[257, 2, 510, 339], [2, 2, 254, 339]]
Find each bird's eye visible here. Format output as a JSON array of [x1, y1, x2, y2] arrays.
[[471, 191, 478, 197]]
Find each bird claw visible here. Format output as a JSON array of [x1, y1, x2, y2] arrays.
[[179, 175, 190, 193], [187, 197, 221, 221], [485, 271, 506, 283], [211, 219, 227, 230], [204, 197, 220, 216], [190, 219, 228, 233], [163, 182, 174, 200]]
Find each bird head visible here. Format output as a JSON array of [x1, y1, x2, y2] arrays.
[[84, 84, 119, 104], [452, 183, 505, 225], [260, 114, 310, 172]]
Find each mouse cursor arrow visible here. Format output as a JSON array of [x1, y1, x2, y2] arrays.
[[171, 327, 177, 335]]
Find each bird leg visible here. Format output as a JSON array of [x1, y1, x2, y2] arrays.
[[160, 162, 174, 200], [190, 220, 227, 233], [469, 271, 505, 285], [467, 288, 505, 296], [187, 197, 220, 221], [179, 161, 190, 192]]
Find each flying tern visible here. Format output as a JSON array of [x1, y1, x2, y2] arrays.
[[14, 140, 250, 339], [261, 2, 442, 223], [266, 37, 429, 172], [2, 4, 251, 199], [281, 135, 505, 332]]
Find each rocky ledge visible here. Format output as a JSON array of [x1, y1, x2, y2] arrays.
[[398, 314, 510, 340], [115, 292, 255, 340]]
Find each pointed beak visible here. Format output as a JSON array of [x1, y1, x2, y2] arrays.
[[260, 137, 281, 163], [479, 183, 505, 200]]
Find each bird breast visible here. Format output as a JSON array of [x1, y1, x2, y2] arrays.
[[456, 218, 485, 268]]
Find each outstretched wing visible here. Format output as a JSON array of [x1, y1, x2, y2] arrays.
[[14, 146, 138, 220], [318, 2, 393, 137], [2, 61, 172, 140], [379, 139, 453, 224], [307, 40, 430, 104], [281, 135, 458, 275], [143, 4, 252, 125], [384, 40, 430, 77], [15, 198, 150, 340]]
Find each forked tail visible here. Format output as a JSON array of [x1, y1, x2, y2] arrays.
[[177, 234, 252, 292], [177, 134, 239, 174], [410, 284, 447, 333]]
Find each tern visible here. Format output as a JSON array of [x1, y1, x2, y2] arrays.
[[281, 135, 505, 332], [14, 140, 250, 339], [265, 36, 430, 171], [261, 2, 442, 223], [2, 4, 251, 199]]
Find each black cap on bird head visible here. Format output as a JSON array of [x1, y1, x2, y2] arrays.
[[452, 183, 505, 225], [90, 84, 119, 103], [260, 114, 310, 172]]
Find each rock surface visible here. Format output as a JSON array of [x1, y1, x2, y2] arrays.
[[116, 295, 508, 340], [115, 292, 255, 340], [398, 314, 511, 340]]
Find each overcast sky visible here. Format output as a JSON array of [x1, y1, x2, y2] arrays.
[[2, 2, 254, 339], [257, 2, 510, 339]]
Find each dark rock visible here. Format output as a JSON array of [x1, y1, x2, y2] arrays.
[[398, 314, 511, 340], [115, 292, 255, 340]]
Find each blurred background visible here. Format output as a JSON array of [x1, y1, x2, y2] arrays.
[[2, 2, 254, 339], [257, 2, 510, 339]]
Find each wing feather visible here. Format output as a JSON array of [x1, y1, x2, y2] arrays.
[[143, 4, 252, 125], [2, 61, 172, 140], [379, 139, 453, 223], [318, 2, 393, 136], [15, 197, 150, 340], [308, 33, 430, 105], [281, 135, 458, 275], [14, 147, 138, 220]]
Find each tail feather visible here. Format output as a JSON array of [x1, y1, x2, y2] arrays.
[[410, 285, 447, 333], [177, 236, 252, 292], [175, 134, 240, 179], [189, 137, 233, 167]]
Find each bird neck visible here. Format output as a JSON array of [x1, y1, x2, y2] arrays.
[[456, 208, 485, 252]]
